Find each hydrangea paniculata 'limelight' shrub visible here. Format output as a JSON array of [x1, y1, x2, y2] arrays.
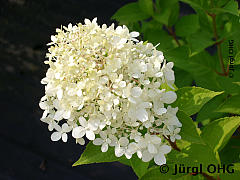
[[39, 18, 182, 166]]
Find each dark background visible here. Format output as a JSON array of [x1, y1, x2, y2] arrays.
[[0, 0, 137, 180]]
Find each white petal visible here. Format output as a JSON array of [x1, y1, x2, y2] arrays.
[[158, 145, 171, 154], [62, 123, 70, 132], [86, 130, 95, 140], [136, 108, 148, 122], [101, 143, 109, 152], [167, 62, 174, 69], [68, 23, 72, 30], [77, 89, 82, 97], [115, 146, 124, 157], [92, 17, 97, 23], [156, 108, 167, 115], [51, 132, 61, 141], [113, 99, 119, 106], [99, 76, 109, 84], [93, 138, 104, 145], [137, 150, 142, 159], [141, 102, 152, 108], [164, 70, 175, 82], [119, 137, 129, 147], [62, 133, 68, 142], [119, 81, 126, 87], [99, 131, 107, 139], [88, 120, 98, 131], [39, 101, 47, 110], [84, 18, 91, 25], [174, 128, 181, 134], [99, 121, 106, 130], [131, 87, 142, 97], [130, 31, 139, 38], [78, 104, 84, 110], [79, 117, 87, 127], [148, 144, 157, 154], [154, 153, 166, 166], [76, 138, 85, 145], [51, 35, 57, 42], [161, 91, 177, 104], [57, 89, 63, 100], [72, 126, 85, 138], [170, 136, 175, 142], [48, 123, 54, 131], [54, 110, 64, 121], [125, 152, 132, 159], [142, 150, 153, 162], [127, 143, 137, 154], [151, 136, 162, 144], [42, 110, 48, 119], [54, 124, 62, 132], [155, 72, 163, 77], [175, 134, 181, 140], [63, 110, 71, 119]]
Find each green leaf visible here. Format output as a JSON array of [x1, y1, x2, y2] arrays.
[[119, 158, 131, 166], [175, 15, 200, 37], [153, 11, 172, 25], [73, 142, 121, 166], [216, 95, 240, 115], [166, 48, 219, 91], [216, 0, 231, 7], [178, 110, 202, 144], [222, 0, 239, 16], [138, 0, 154, 16], [168, 2, 180, 26], [174, 68, 193, 88], [164, 46, 190, 71], [153, 0, 178, 25], [179, 0, 203, 10], [186, 30, 215, 56], [141, 144, 219, 180], [196, 93, 228, 123], [130, 154, 149, 178], [187, 52, 221, 91], [145, 29, 176, 51], [201, 116, 240, 152], [140, 164, 187, 180], [209, 0, 239, 16], [215, 74, 240, 95], [111, 2, 150, 23], [219, 163, 240, 180], [172, 87, 223, 116], [235, 51, 240, 65], [233, 81, 240, 86], [181, 143, 219, 166], [220, 138, 240, 164]]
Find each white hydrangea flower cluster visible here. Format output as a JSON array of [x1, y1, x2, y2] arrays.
[[39, 18, 182, 166]]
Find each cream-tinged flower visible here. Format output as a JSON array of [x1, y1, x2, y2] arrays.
[[93, 131, 117, 152], [39, 17, 181, 166], [72, 117, 98, 140], [142, 144, 171, 165], [51, 123, 71, 142]]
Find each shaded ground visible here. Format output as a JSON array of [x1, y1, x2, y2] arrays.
[[0, 0, 137, 179]]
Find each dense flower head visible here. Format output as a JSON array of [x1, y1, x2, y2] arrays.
[[39, 18, 182, 165]]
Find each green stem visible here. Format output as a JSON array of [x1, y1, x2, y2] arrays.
[[210, 13, 227, 76], [166, 26, 180, 47], [165, 136, 181, 152]]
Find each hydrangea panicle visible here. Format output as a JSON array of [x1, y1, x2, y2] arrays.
[[39, 17, 182, 166]]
